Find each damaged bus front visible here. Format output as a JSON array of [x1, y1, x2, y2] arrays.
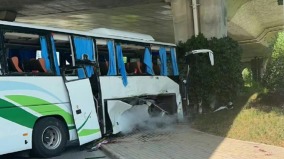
[[92, 29, 183, 135]]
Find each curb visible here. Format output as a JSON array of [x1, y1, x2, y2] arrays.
[[101, 145, 126, 159]]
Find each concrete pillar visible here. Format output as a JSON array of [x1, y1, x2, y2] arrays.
[[171, 0, 227, 43], [171, 0, 194, 43], [251, 57, 264, 82], [199, 0, 227, 39]]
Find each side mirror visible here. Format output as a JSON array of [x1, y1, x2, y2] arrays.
[[208, 51, 214, 66], [185, 49, 214, 66]]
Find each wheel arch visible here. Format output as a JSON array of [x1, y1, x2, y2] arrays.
[[33, 115, 70, 140]]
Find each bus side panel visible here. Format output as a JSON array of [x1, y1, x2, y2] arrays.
[[0, 108, 33, 155], [99, 76, 183, 132], [0, 77, 77, 155]]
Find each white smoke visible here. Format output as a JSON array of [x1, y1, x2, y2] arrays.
[[117, 104, 176, 134]]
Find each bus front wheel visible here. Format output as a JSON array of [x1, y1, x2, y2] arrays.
[[32, 117, 68, 158]]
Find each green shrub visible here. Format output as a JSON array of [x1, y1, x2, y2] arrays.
[[242, 68, 253, 87], [263, 32, 284, 91], [176, 34, 243, 108]]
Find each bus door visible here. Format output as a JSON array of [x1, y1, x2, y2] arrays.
[[64, 77, 101, 145], [62, 36, 101, 145]]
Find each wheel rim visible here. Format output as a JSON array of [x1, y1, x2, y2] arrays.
[[42, 126, 62, 150]]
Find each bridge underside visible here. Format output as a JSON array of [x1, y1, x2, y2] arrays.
[[0, 0, 174, 43], [0, 0, 283, 61], [227, 0, 284, 62]]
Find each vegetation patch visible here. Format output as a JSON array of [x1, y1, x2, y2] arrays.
[[192, 90, 284, 147], [180, 32, 284, 147], [176, 34, 243, 109]]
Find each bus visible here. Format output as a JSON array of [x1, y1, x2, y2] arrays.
[[0, 21, 183, 158]]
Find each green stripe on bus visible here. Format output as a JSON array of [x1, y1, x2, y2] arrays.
[[6, 95, 74, 125], [68, 125, 76, 130], [78, 112, 92, 131], [0, 99, 37, 128], [78, 129, 100, 137]]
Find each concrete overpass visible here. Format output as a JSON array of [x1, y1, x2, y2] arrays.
[[228, 0, 284, 62], [0, 0, 283, 62]]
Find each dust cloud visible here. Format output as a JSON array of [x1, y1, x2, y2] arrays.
[[117, 104, 176, 134]]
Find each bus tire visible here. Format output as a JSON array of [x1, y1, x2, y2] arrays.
[[32, 117, 68, 158]]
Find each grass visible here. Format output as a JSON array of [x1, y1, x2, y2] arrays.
[[226, 107, 284, 147], [191, 89, 284, 147]]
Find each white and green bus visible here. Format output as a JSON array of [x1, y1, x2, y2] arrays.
[[0, 21, 183, 157]]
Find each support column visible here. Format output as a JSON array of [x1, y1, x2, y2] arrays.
[[171, 0, 227, 43], [171, 0, 194, 43], [199, 0, 227, 38], [251, 57, 263, 82]]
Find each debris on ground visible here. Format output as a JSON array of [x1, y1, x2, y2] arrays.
[[88, 140, 109, 152], [213, 102, 234, 112]]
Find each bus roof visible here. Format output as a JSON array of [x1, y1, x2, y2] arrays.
[[89, 28, 155, 42], [0, 20, 176, 47]]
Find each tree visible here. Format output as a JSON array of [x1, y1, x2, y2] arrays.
[[263, 32, 284, 91]]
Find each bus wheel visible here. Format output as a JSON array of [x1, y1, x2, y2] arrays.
[[32, 117, 68, 158]]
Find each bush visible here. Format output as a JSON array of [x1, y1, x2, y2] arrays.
[[176, 34, 243, 109], [242, 68, 253, 87], [263, 32, 284, 91]]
